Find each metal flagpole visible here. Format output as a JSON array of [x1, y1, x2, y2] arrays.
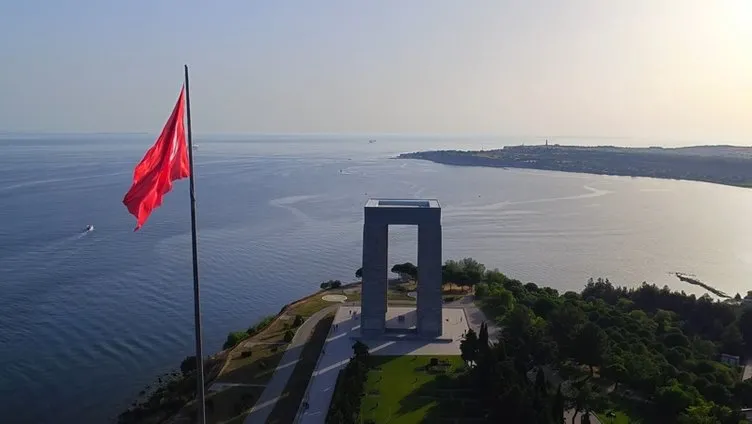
[[184, 64, 206, 424]]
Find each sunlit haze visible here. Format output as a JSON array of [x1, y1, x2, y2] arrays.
[[1, 0, 751, 142]]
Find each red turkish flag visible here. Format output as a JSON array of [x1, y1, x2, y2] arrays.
[[123, 87, 190, 230]]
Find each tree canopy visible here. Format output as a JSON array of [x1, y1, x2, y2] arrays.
[[390, 262, 418, 281], [468, 264, 750, 423]]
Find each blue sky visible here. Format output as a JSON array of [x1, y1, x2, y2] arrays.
[[1, 1, 751, 141]]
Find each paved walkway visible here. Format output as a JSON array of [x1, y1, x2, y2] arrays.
[[243, 305, 336, 424], [209, 382, 267, 393], [564, 409, 602, 424], [297, 306, 469, 424], [743, 358, 752, 381], [449, 295, 499, 340]]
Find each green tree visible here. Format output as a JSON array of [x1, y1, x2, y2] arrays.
[[223, 331, 249, 349], [573, 322, 608, 375], [352, 340, 369, 360], [391, 262, 418, 281], [739, 308, 752, 349], [479, 322, 489, 349], [569, 381, 603, 424], [180, 355, 197, 376], [549, 302, 586, 359], [484, 285, 515, 317], [601, 359, 628, 391], [459, 257, 486, 284], [442, 257, 486, 286], [483, 269, 510, 285], [460, 328, 479, 365], [442, 260, 466, 284], [293, 314, 304, 327], [621, 352, 659, 393], [720, 324, 743, 356], [553, 384, 565, 424], [475, 282, 489, 298], [663, 329, 691, 349], [535, 367, 547, 393], [283, 330, 294, 342], [655, 381, 698, 418]]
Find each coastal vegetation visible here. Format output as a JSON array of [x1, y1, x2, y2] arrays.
[[117, 354, 225, 424], [321, 279, 343, 289], [398, 144, 752, 188], [118, 286, 349, 424], [124, 257, 752, 423], [326, 258, 752, 423], [471, 265, 752, 423]]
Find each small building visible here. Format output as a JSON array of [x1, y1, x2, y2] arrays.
[[720, 353, 740, 367]]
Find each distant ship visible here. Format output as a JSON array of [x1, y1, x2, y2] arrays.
[[84, 225, 94, 232], [368, 139, 376, 144]]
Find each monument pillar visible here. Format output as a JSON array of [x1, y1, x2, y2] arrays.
[[361, 222, 388, 337], [417, 222, 442, 337], [360, 199, 442, 339]]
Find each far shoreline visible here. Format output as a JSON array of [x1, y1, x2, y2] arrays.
[[397, 144, 752, 189]]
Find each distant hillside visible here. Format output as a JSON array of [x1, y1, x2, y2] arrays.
[[398, 144, 752, 188]]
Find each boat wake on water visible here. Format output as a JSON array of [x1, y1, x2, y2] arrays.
[[75, 225, 94, 239]]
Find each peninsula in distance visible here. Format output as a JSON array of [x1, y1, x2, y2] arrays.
[[398, 144, 752, 188]]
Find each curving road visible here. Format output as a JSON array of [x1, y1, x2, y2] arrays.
[[244, 305, 336, 424]]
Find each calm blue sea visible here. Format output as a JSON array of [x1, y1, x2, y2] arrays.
[[2, 134, 752, 423]]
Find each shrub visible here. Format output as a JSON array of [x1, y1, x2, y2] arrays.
[[247, 315, 275, 336], [240, 350, 252, 358], [475, 283, 489, 298], [284, 330, 294, 342], [223, 331, 249, 350], [325, 343, 372, 423], [321, 279, 342, 290], [293, 314, 305, 327], [180, 355, 197, 376], [241, 393, 254, 406]]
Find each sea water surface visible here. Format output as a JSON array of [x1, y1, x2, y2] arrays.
[[1, 134, 752, 423]]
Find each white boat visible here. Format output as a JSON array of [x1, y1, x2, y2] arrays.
[[85, 225, 94, 232]]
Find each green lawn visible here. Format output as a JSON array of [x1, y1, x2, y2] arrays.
[[359, 355, 482, 424], [596, 410, 632, 424], [595, 410, 642, 424]]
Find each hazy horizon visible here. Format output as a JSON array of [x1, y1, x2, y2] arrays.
[[0, 132, 749, 148], [2, 1, 751, 142]]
